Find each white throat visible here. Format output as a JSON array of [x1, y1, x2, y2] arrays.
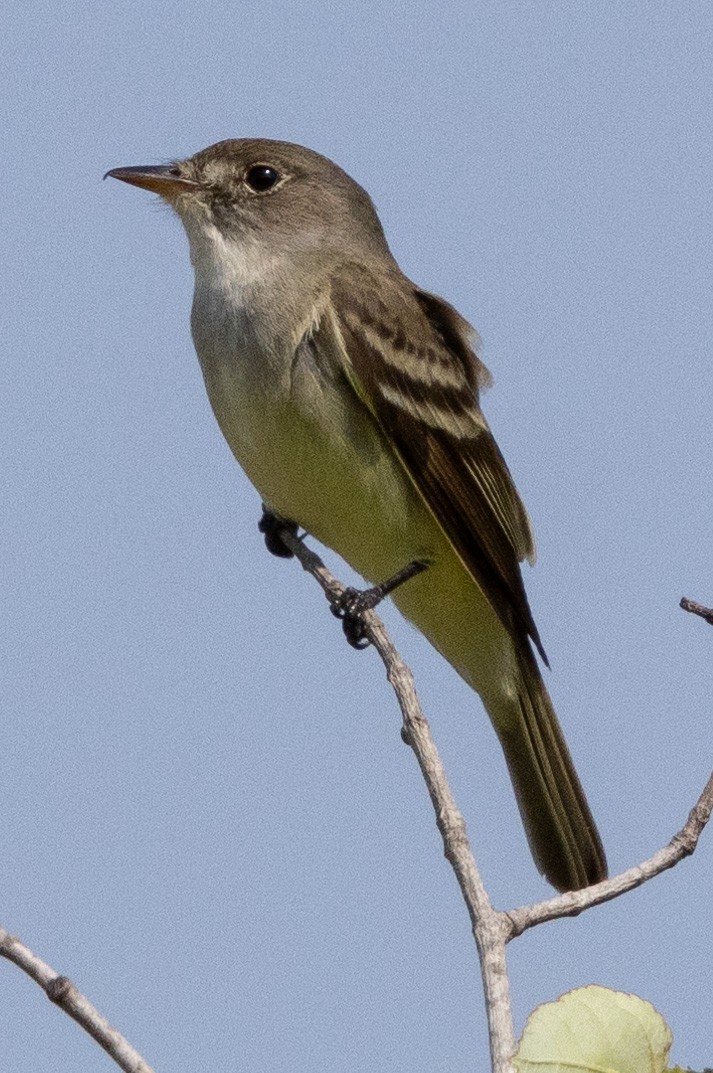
[[182, 214, 281, 309]]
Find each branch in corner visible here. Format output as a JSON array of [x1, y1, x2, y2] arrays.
[[0, 929, 155, 1073], [680, 597, 713, 626]]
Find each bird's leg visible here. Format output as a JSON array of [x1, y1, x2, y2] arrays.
[[331, 559, 429, 649], [258, 506, 299, 559]]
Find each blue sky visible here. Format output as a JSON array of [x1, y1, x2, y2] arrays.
[[3, 2, 712, 1070]]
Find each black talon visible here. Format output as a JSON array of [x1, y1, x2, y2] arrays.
[[330, 587, 379, 649], [330, 559, 429, 650], [258, 508, 298, 558]]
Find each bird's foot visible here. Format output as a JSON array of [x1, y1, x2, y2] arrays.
[[258, 507, 299, 559], [330, 559, 429, 649]]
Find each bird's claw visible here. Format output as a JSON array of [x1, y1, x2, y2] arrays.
[[330, 587, 380, 649], [258, 509, 298, 559]]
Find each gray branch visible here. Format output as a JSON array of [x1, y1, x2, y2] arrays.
[[506, 771, 713, 937], [278, 526, 517, 1071], [2, 528, 709, 1073], [0, 929, 156, 1073], [279, 525, 713, 1073]]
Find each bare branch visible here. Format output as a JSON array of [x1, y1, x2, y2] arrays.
[[680, 597, 713, 626], [506, 769, 713, 937], [5, 525, 707, 1073], [278, 526, 517, 1073], [279, 527, 713, 1072], [0, 929, 156, 1073]]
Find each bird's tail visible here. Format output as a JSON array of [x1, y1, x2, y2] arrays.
[[491, 650, 607, 892]]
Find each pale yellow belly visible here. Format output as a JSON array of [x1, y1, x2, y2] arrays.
[[200, 345, 519, 710]]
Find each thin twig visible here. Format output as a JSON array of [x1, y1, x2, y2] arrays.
[[279, 526, 516, 1072], [0, 929, 156, 1073], [680, 597, 713, 626], [506, 770, 713, 937]]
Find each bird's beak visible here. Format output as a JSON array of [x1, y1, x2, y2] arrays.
[[103, 164, 199, 198]]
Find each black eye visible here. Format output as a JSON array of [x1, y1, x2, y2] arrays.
[[245, 164, 281, 192]]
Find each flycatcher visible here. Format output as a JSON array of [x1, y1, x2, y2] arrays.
[[107, 139, 606, 892]]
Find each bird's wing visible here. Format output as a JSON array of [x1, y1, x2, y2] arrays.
[[324, 261, 546, 662]]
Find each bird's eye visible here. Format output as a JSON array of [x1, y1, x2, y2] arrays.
[[245, 164, 281, 192]]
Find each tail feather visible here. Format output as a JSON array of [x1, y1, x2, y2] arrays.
[[494, 651, 607, 892]]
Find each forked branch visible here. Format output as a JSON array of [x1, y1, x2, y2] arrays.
[[2, 536, 710, 1073], [279, 526, 713, 1073]]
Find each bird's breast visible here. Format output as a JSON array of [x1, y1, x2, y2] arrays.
[[190, 289, 433, 582]]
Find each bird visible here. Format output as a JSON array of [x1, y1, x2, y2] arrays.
[[106, 139, 607, 891]]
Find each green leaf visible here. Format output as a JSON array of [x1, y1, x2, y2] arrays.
[[513, 984, 673, 1073]]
